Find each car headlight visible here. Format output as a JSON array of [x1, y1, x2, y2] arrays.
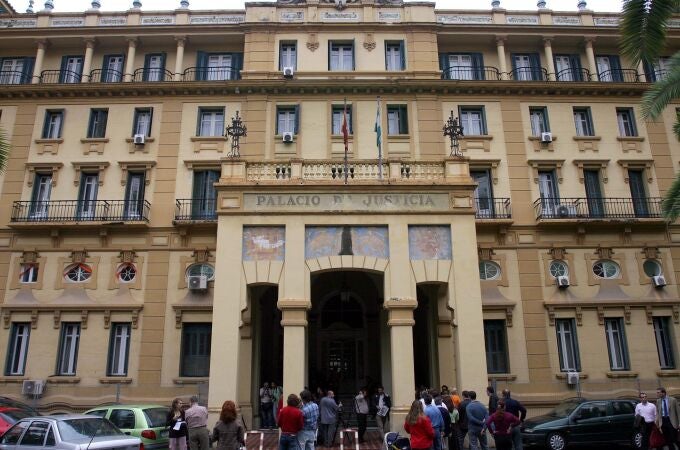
[[522, 428, 534, 433]]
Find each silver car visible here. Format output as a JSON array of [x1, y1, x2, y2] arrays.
[[0, 415, 141, 450]]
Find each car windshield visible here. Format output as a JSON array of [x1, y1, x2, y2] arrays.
[[143, 408, 168, 428], [548, 400, 582, 417], [57, 418, 124, 441], [0, 409, 33, 423]]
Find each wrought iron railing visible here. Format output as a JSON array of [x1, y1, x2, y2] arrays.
[[39, 69, 82, 84], [508, 67, 549, 81], [441, 66, 501, 81], [533, 197, 662, 220], [555, 67, 591, 82], [174, 198, 217, 222], [646, 69, 669, 82], [475, 197, 511, 219], [182, 66, 241, 82], [597, 69, 641, 83], [132, 68, 174, 82], [11, 200, 151, 223], [0, 70, 32, 85], [88, 68, 124, 83]]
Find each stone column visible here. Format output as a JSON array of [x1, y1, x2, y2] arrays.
[[32, 39, 48, 84], [637, 61, 647, 82], [81, 38, 96, 83], [495, 36, 508, 80], [543, 37, 556, 81], [584, 37, 598, 81], [174, 36, 186, 81], [124, 37, 137, 82]]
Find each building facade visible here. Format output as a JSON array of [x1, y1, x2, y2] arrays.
[[0, 0, 679, 429]]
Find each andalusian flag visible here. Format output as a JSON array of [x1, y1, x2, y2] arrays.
[[374, 97, 383, 179]]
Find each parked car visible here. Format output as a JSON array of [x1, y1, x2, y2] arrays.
[[84, 405, 168, 450], [521, 397, 642, 450], [0, 414, 141, 450], [0, 408, 34, 436], [0, 398, 38, 416]]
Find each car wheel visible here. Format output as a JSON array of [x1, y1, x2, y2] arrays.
[[546, 432, 567, 450], [632, 430, 643, 449]]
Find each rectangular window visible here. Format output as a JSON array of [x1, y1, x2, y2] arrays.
[[387, 105, 408, 135], [0, 57, 33, 84], [554, 54, 583, 81], [180, 323, 212, 377], [459, 106, 487, 135], [385, 41, 405, 71], [77, 173, 99, 219], [596, 55, 623, 82], [42, 110, 64, 139], [276, 106, 298, 134], [483, 320, 509, 374], [192, 170, 220, 219], [605, 318, 629, 370], [573, 107, 595, 136], [107, 323, 131, 376], [654, 317, 676, 369], [279, 42, 297, 70], [471, 170, 494, 217], [29, 173, 52, 220], [59, 55, 84, 83], [132, 108, 153, 137], [329, 41, 354, 71], [143, 53, 165, 82], [196, 52, 243, 81], [197, 108, 225, 137], [529, 107, 550, 136], [57, 323, 80, 376], [331, 105, 353, 135], [5, 323, 30, 376], [512, 53, 542, 81], [87, 109, 108, 139], [19, 263, 38, 284], [124, 172, 145, 219], [102, 55, 124, 82], [555, 319, 581, 371], [440, 53, 484, 80], [616, 107, 637, 137]]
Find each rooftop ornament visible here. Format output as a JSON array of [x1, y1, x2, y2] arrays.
[[226, 111, 247, 158], [577, 0, 587, 10], [443, 111, 465, 158], [491, 0, 501, 7], [91, 0, 101, 9], [180, 0, 189, 8], [132, 0, 141, 8], [43, 0, 53, 11], [26, 0, 34, 13], [537, 0, 547, 8]]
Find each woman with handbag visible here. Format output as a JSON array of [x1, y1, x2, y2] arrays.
[[212, 401, 246, 450], [485, 399, 519, 450], [166, 398, 189, 450]]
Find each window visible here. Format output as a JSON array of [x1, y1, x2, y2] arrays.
[[124, 172, 145, 219], [629, 169, 649, 217], [573, 107, 594, 136], [332, 105, 353, 135], [29, 173, 52, 219], [596, 55, 622, 82], [64, 263, 92, 283], [616, 108, 637, 137], [197, 108, 225, 137], [102, 55, 124, 82], [512, 53, 542, 80], [583, 169, 604, 218], [117, 263, 137, 283], [549, 260, 569, 278], [196, 52, 243, 81], [276, 106, 299, 135], [387, 105, 408, 135], [643, 260, 663, 277], [529, 107, 549, 136], [479, 260, 501, 280], [59, 55, 84, 83], [181, 323, 212, 377], [186, 263, 215, 282], [77, 173, 99, 219], [19, 263, 38, 283], [385, 41, 405, 71], [605, 318, 629, 370], [555, 319, 580, 371], [592, 260, 620, 279], [109, 409, 136, 429], [0, 57, 34, 84], [471, 170, 494, 217], [653, 317, 675, 369], [57, 323, 80, 375], [143, 53, 166, 82], [19, 421, 49, 446], [279, 42, 297, 70], [644, 57, 671, 82], [107, 323, 131, 376], [554, 54, 583, 81], [191, 170, 220, 219], [0, 421, 28, 444], [459, 106, 486, 135], [132, 108, 153, 137], [483, 320, 509, 374], [5, 323, 30, 375], [42, 110, 64, 139], [440, 53, 484, 80], [329, 41, 354, 71], [87, 109, 108, 139]]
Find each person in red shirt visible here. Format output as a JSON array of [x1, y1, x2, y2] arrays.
[[485, 399, 520, 450], [277, 394, 304, 450], [404, 399, 435, 450]]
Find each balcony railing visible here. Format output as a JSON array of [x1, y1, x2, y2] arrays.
[[174, 198, 217, 222], [441, 66, 501, 81], [132, 68, 174, 82], [533, 197, 662, 220], [11, 200, 151, 223], [597, 69, 641, 83], [181, 66, 241, 82], [39, 69, 82, 84], [0, 70, 32, 85], [475, 197, 511, 219], [555, 67, 591, 82], [88, 68, 124, 83], [646, 69, 669, 82], [508, 67, 549, 81]]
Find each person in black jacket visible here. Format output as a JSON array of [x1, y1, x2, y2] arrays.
[[487, 386, 499, 414], [372, 385, 392, 439], [457, 391, 471, 450], [167, 398, 188, 450]]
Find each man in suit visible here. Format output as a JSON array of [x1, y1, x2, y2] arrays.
[[656, 387, 680, 450]]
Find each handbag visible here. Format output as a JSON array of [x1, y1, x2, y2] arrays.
[[650, 424, 665, 449]]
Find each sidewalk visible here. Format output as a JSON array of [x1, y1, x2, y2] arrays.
[[246, 429, 386, 450]]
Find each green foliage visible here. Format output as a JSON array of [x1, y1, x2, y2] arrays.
[[620, 0, 680, 65]]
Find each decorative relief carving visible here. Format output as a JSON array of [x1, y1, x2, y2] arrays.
[[478, 246, 495, 261], [22, 250, 39, 264], [104, 310, 111, 329], [71, 250, 89, 264], [549, 247, 567, 260], [306, 33, 319, 51], [363, 33, 376, 51], [597, 306, 605, 325], [646, 306, 653, 324], [119, 250, 136, 264], [643, 246, 660, 260], [624, 306, 631, 324], [596, 246, 613, 260], [575, 307, 583, 326], [193, 248, 212, 263]]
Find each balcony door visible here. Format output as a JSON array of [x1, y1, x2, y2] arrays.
[[629, 170, 649, 217], [448, 54, 473, 80], [124, 172, 145, 219], [207, 54, 232, 80], [60, 56, 83, 83], [471, 170, 494, 218], [191, 170, 219, 219], [103, 55, 124, 82], [584, 169, 604, 218], [29, 174, 52, 220], [538, 170, 559, 216], [78, 173, 99, 219]]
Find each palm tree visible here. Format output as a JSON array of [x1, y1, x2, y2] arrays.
[[621, 0, 680, 220]]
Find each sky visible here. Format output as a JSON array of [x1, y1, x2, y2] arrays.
[[14, 0, 622, 13]]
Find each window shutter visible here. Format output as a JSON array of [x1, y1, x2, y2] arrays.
[[510, 53, 518, 78], [159, 52, 167, 73], [279, 42, 285, 71], [22, 57, 35, 84], [59, 55, 69, 83], [480, 107, 488, 134], [196, 51, 207, 81], [41, 111, 50, 139], [643, 60, 655, 82], [328, 41, 332, 70], [610, 55, 622, 81], [569, 54, 582, 80], [399, 106, 408, 134], [101, 54, 112, 81], [351, 39, 356, 71], [529, 53, 541, 80], [294, 105, 300, 134], [399, 40, 405, 70], [232, 52, 243, 79], [438, 53, 450, 79], [471, 53, 484, 80], [147, 108, 154, 136], [384, 42, 389, 70], [143, 54, 152, 81]]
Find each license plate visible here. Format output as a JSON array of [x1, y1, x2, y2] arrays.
[[161, 430, 169, 438]]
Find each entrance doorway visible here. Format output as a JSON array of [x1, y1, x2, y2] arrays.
[[252, 285, 283, 397], [414, 285, 441, 390]]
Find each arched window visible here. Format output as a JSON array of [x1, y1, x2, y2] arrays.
[[479, 260, 501, 280], [185, 263, 215, 282], [117, 263, 137, 283], [64, 263, 92, 282], [592, 260, 620, 279], [549, 260, 569, 278]]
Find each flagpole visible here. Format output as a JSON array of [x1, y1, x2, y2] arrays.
[[343, 97, 349, 185]]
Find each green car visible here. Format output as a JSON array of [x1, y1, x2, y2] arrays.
[[84, 405, 169, 450]]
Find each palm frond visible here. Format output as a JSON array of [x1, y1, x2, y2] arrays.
[[673, 117, 680, 141], [620, 0, 679, 65], [640, 51, 680, 119], [662, 172, 680, 221], [0, 127, 10, 174]]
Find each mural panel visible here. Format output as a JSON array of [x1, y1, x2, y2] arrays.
[[408, 225, 452, 260], [305, 226, 389, 259], [242, 226, 285, 261]]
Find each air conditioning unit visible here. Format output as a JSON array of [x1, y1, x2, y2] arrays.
[[282, 132, 294, 143], [282, 66, 294, 78], [188, 275, 208, 291], [556, 275, 570, 288], [556, 204, 577, 218], [540, 132, 553, 143], [566, 371, 580, 385], [133, 134, 146, 145], [22, 379, 45, 396], [652, 275, 667, 288]]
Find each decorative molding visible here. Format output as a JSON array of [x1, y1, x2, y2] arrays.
[[306, 33, 319, 52], [25, 162, 62, 187], [81, 310, 89, 329], [643, 246, 660, 260], [674, 305, 679, 324], [572, 159, 609, 184], [595, 246, 613, 260], [193, 248, 212, 263], [469, 159, 501, 184], [71, 250, 89, 264], [103, 309, 111, 329], [363, 33, 376, 51], [118, 161, 155, 186], [646, 306, 653, 324], [527, 159, 565, 184], [183, 159, 222, 170], [575, 306, 583, 326], [547, 306, 555, 326], [549, 247, 566, 260], [624, 305, 631, 324], [478, 246, 495, 261], [71, 162, 109, 186], [597, 306, 605, 325], [617, 159, 654, 183]]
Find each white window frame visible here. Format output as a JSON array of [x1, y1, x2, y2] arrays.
[[57, 323, 80, 376], [0, 58, 25, 84], [447, 54, 473, 80], [573, 107, 594, 136], [279, 42, 297, 70], [277, 107, 296, 135], [19, 263, 38, 283], [385, 42, 403, 71], [605, 318, 629, 371], [653, 317, 675, 370], [616, 108, 637, 137], [530, 107, 549, 136], [108, 323, 131, 376], [44, 111, 63, 139], [133, 108, 152, 137], [460, 107, 485, 135], [198, 108, 225, 137], [330, 42, 354, 71], [6, 323, 30, 375], [556, 319, 580, 372]]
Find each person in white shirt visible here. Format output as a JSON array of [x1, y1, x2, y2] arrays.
[[636, 392, 657, 450]]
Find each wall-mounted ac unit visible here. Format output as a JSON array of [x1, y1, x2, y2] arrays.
[[133, 134, 146, 145], [566, 371, 580, 385], [540, 132, 553, 143], [556, 275, 570, 288], [282, 132, 294, 143], [188, 275, 208, 291], [282, 66, 294, 78], [22, 379, 45, 396], [652, 275, 667, 288], [556, 204, 577, 218]]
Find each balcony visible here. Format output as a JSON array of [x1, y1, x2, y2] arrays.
[[174, 198, 217, 223], [39, 69, 82, 84], [597, 69, 641, 83], [181, 66, 241, 82], [0, 70, 32, 85], [555, 68, 591, 82], [533, 197, 662, 221], [10, 200, 151, 224], [475, 197, 511, 220], [441, 66, 501, 81], [132, 68, 174, 82], [438, 66, 646, 84], [508, 67, 549, 81], [88, 68, 124, 83]]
